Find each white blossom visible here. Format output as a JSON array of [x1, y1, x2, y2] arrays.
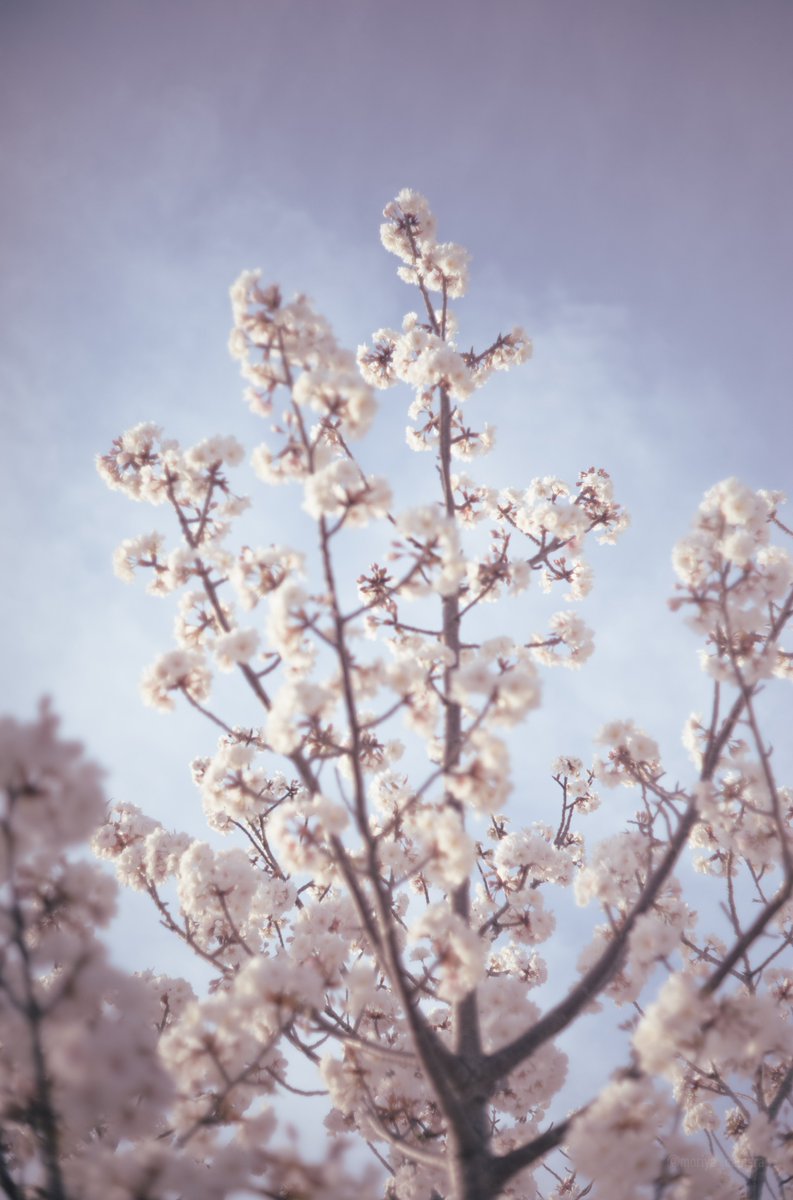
[[213, 628, 260, 671], [140, 648, 212, 711]]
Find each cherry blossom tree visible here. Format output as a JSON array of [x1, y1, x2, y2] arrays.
[[3, 191, 793, 1199]]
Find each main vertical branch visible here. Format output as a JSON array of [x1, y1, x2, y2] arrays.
[[438, 383, 479, 1044], [438, 381, 493, 1199]]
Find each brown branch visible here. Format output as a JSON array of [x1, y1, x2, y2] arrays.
[[703, 878, 793, 996], [489, 1116, 573, 1190], [480, 686, 752, 1091]]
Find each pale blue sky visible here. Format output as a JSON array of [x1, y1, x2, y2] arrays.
[[2, 0, 793, 1159], [1, 0, 791, 978]]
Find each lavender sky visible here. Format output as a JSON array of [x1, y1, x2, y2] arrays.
[[2, 0, 793, 1158], [2, 0, 792, 982]]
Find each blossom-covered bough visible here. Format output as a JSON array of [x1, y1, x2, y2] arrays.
[[3, 191, 793, 1199]]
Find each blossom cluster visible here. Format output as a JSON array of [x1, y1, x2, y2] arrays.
[[43, 188, 791, 1198], [671, 476, 793, 684]]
